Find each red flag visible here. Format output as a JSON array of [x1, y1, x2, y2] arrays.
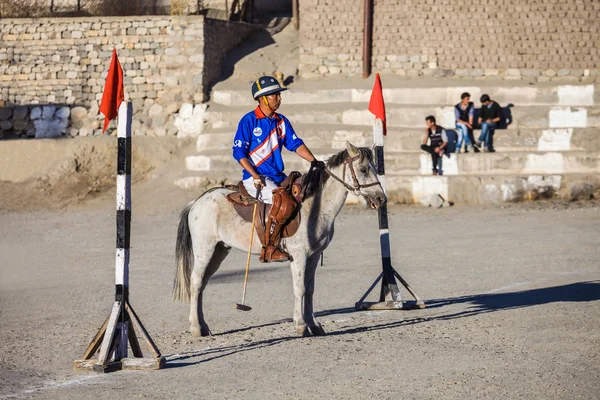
[[99, 49, 124, 133], [368, 73, 387, 135]]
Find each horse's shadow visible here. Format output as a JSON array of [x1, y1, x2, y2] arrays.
[[165, 281, 600, 368]]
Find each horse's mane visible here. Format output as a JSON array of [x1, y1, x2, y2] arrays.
[[302, 147, 374, 201]]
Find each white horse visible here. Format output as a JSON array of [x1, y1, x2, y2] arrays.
[[173, 142, 386, 337]]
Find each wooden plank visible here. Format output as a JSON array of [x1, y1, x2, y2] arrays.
[[92, 361, 122, 373], [125, 302, 161, 358], [81, 314, 110, 360], [73, 359, 97, 372], [97, 302, 123, 366], [128, 319, 144, 358], [355, 301, 404, 311], [121, 357, 165, 371]]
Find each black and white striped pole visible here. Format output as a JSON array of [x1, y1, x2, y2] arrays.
[[355, 76, 425, 310], [74, 102, 165, 372]]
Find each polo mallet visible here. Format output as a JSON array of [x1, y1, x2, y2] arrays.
[[234, 188, 261, 311]]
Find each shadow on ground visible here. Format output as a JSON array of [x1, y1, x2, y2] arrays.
[[165, 281, 599, 368]]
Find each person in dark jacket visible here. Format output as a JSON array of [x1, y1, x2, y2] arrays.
[[454, 92, 474, 153], [420, 115, 448, 175], [475, 94, 502, 152]]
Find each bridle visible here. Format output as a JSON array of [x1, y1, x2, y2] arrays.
[[323, 155, 381, 197]]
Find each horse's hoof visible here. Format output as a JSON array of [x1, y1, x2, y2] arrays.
[[190, 326, 202, 338], [309, 325, 327, 336], [200, 325, 212, 337], [296, 326, 311, 337]]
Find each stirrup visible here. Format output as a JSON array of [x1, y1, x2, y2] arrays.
[[260, 245, 290, 263]]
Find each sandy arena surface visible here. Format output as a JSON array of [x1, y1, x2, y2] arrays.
[[1, 156, 599, 400]]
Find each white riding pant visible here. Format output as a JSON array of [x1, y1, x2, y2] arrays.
[[242, 176, 278, 204]]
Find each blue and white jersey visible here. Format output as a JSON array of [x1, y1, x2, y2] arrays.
[[232, 107, 305, 184]]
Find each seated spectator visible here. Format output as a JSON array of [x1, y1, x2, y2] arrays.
[[475, 94, 502, 153], [454, 92, 474, 153], [420, 115, 447, 175]]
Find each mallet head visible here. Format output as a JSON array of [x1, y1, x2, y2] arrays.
[[234, 303, 252, 311]]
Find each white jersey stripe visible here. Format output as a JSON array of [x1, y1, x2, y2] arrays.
[[250, 120, 286, 166]]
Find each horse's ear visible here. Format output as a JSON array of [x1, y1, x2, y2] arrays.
[[346, 141, 360, 158]]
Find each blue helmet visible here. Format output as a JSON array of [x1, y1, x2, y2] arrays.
[[251, 76, 287, 100]]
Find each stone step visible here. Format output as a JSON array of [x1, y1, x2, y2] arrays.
[[196, 125, 600, 153], [184, 149, 600, 176], [174, 171, 600, 206], [211, 83, 598, 107], [204, 102, 600, 130], [387, 172, 600, 205]]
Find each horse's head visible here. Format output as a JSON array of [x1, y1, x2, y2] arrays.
[[326, 142, 387, 210]]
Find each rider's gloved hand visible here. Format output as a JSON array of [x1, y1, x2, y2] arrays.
[[310, 160, 326, 169]]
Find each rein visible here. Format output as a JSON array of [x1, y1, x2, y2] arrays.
[[323, 155, 381, 197]]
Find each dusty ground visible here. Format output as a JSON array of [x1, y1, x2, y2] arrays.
[[1, 140, 599, 399]]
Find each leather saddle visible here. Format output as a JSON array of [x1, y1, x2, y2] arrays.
[[225, 172, 304, 246]]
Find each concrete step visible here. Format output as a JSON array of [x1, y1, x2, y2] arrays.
[[196, 125, 600, 153], [184, 149, 600, 176], [211, 83, 598, 107], [387, 172, 600, 205], [174, 171, 600, 206], [204, 102, 600, 130]]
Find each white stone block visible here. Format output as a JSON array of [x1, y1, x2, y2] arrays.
[[527, 175, 562, 191], [538, 128, 572, 151], [193, 104, 208, 117], [42, 105, 56, 119], [483, 184, 502, 203], [332, 130, 368, 149], [175, 115, 204, 137], [548, 107, 587, 128], [501, 179, 526, 202], [34, 119, 63, 138], [55, 107, 70, 119], [185, 155, 211, 171], [341, 109, 371, 126], [148, 104, 163, 117], [442, 154, 459, 175], [419, 153, 432, 175], [70, 106, 88, 121], [411, 176, 449, 206], [350, 89, 370, 103], [441, 107, 456, 129], [212, 91, 232, 106], [557, 85, 594, 106], [523, 152, 565, 174], [30, 106, 42, 120], [178, 103, 194, 118]]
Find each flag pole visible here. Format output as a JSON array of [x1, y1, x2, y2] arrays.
[[355, 74, 425, 311], [74, 51, 165, 373]]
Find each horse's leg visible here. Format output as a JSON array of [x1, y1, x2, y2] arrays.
[[189, 242, 231, 337], [290, 254, 309, 336], [290, 253, 324, 337], [303, 253, 326, 336]]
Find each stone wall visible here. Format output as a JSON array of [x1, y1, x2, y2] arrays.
[[0, 15, 257, 137], [299, 0, 600, 81]]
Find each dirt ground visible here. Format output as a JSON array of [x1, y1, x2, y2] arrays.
[[0, 138, 599, 399]]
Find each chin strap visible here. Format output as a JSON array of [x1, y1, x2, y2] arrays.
[[262, 96, 275, 113]]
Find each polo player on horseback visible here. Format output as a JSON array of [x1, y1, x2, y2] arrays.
[[232, 76, 320, 263]]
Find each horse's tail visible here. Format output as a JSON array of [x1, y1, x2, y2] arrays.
[[173, 200, 195, 303]]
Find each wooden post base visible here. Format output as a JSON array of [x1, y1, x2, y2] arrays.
[[355, 299, 426, 311], [356, 269, 426, 311], [73, 357, 165, 373], [74, 300, 164, 373]]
